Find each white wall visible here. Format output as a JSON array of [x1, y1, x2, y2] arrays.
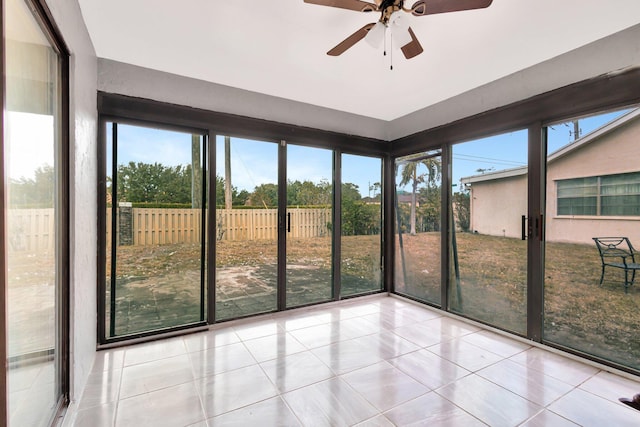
[[97, 59, 390, 141], [388, 23, 640, 141], [97, 23, 640, 144], [45, 0, 98, 403], [469, 174, 527, 238]]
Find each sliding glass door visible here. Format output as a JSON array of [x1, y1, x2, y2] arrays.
[[543, 108, 640, 369], [215, 136, 278, 320], [286, 145, 334, 308], [99, 125, 387, 334], [104, 123, 207, 338], [450, 130, 529, 334], [341, 154, 382, 297], [395, 151, 442, 305], [4, 0, 67, 424]]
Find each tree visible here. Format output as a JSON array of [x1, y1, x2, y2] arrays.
[[398, 158, 441, 235], [234, 190, 250, 206], [116, 161, 194, 204], [215, 175, 226, 206], [9, 165, 54, 208], [341, 182, 361, 203], [215, 174, 247, 207], [287, 180, 331, 206], [369, 182, 381, 199], [453, 184, 471, 232], [224, 136, 232, 209], [248, 183, 278, 207], [417, 184, 441, 232], [191, 135, 202, 208]]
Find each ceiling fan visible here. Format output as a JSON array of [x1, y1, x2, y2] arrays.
[[304, 0, 493, 60]]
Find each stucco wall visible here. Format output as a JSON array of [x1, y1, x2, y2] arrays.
[[468, 117, 640, 245], [547, 118, 640, 245], [469, 174, 527, 239], [45, 0, 98, 403]]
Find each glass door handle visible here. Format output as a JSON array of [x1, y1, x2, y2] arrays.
[[523, 214, 544, 241], [287, 212, 291, 233], [535, 214, 544, 241]]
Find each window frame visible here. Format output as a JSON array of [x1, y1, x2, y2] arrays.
[[96, 95, 389, 346], [96, 66, 640, 376], [557, 172, 640, 217], [1, 0, 70, 423], [390, 66, 640, 375]]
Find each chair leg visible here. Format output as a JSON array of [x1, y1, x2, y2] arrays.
[[599, 265, 605, 286], [625, 269, 630, 294]]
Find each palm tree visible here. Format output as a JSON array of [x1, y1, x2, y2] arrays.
[[399, 158, 441, 235], [224, 136, 232, 209]]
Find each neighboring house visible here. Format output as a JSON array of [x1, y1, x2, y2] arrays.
[[461, 109, 640, 245], [396, 192, 417, 206]]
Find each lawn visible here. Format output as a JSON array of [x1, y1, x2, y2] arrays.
[[99, 232, 640, 369], [396, 232, 640, 369]]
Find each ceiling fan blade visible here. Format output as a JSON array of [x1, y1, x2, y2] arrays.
[[400, 27, 423, 59], [411, 0, 492, 16], [304, 0, 378, 12], [327, 23, 375, 56]]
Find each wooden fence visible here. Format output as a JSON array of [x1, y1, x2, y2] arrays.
[[7, 209, 55, 252], [105, 207, 331, 246], [8, 208, 331, 251]]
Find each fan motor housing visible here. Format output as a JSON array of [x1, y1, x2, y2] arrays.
[[379, 0, 403, 23]]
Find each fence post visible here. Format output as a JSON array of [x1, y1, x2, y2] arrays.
[[118, 202, 133, 246]]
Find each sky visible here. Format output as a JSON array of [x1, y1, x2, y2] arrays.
[[107, 128, 382, 199], [447, 108, 633, 190], [100, 107, 634, 199], [5, 111, 54, 180]]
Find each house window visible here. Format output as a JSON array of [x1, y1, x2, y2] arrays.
[[557, 172, 640, 216]]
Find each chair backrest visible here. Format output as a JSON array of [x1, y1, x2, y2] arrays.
[[593, 237, 636, 263]]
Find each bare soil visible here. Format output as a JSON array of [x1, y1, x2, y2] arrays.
[[396, 232, 640, 368], [93, 232, 640, 368]]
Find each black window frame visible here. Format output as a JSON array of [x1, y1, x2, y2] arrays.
[[1, 0, 70, 423], [96, 93, 390, 346], [95, 66, 640, 377], [390, 66, 640, 375]]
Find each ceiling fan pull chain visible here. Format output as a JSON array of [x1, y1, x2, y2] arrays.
[[390, 32, 393, 70], [383, 26, 387, 56]]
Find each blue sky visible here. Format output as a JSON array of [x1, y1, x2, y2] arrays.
[[107, 108, 633, 198], [213, 137, 382, 198], [108, 128, 382, 198], [447, 108, 632, 189]]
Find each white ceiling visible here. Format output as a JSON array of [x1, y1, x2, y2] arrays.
[[78, 0, 640, 121]]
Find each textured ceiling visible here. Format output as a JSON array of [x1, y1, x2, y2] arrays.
[[78, 0, 640, 121]]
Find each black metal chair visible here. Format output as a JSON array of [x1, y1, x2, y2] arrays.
[[593, 237, 640, 293]]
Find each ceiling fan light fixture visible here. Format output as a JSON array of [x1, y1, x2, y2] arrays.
[[390, 14, 412, 48], [364, 21, 385, 48], [306, 0, 494, 60]]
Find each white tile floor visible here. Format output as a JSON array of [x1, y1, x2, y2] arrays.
[[63, 295, 640, 426]]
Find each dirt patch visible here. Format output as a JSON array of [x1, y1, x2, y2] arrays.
[[396, 232, 640, 366], [12, 229, 640, 370]]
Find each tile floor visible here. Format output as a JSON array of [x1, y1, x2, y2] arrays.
[[63, 295, 640, 426]]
